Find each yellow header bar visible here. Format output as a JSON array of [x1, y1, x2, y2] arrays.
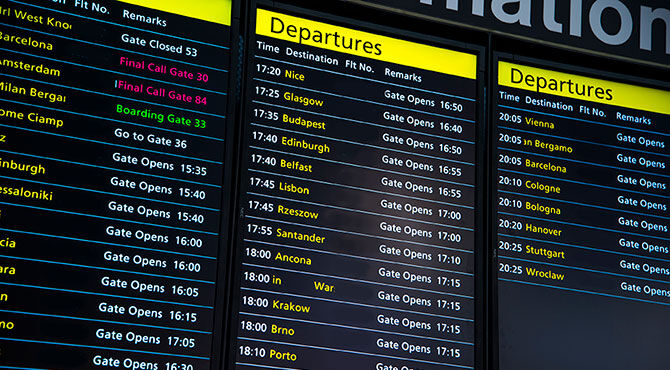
[[256, 9, 477, 80], [118, 0, 232, 26], [499, 61, 670, 115]]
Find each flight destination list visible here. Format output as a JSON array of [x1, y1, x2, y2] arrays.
[[232, 8, 479, 370], [0, 0, 231, 368], [495, 61, 670, 369]]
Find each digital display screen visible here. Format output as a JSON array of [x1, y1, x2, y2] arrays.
[[231, 7, 480, 369], [495, 60, 670, 369], [7, 0, 668, 366], [0, 0, 232, 368]]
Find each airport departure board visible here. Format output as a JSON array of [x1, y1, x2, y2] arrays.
[[231, 7, 480, 370], [0, 0, 232, 368], [495, 60, 670, 369], [5, 0, 670, 367]]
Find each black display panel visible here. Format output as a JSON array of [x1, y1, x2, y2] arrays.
[[229, 4, 481, 369], [0, 0, 233, 368], [494, 58, 670, 369]]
